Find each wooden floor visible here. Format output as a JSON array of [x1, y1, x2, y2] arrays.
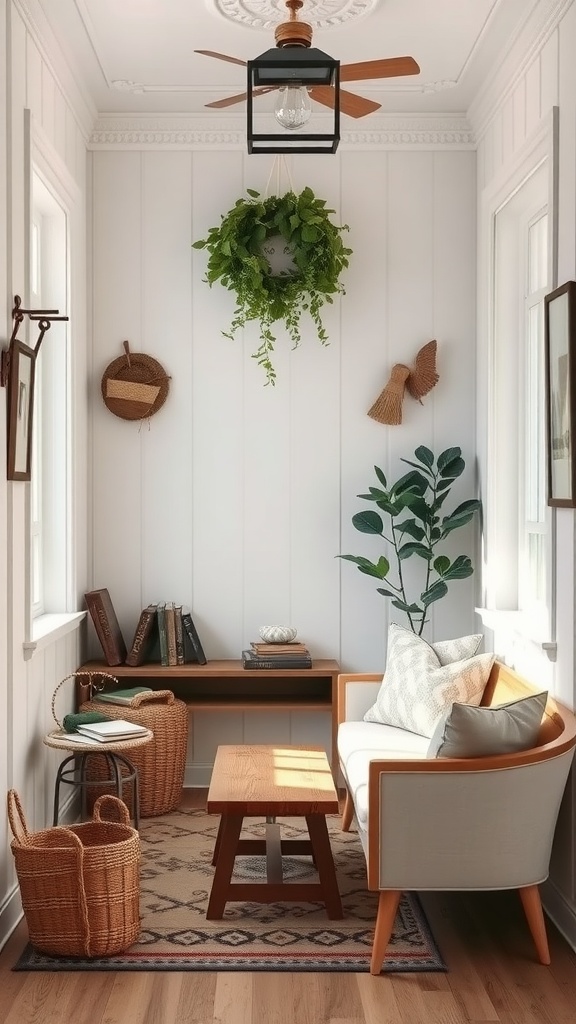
[[2, 791, 576, 1024]]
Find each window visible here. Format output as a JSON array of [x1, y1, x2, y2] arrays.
[[484, 154, 553, 644], [30, 171, 70, 620]]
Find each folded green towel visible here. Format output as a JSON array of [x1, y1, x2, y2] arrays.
[[62, 711, 113, 733]]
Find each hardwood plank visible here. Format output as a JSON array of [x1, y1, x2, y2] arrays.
[[173, 973, 217, 1023], [421, 893, 499, 1021], [213, 971, 253, 1024], [252, 973, 294, 1024], [355, 974, 403, 1024]]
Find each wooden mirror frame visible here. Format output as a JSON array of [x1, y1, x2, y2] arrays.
[[7, 339, 36, 481], [544, 279, 576, 507]]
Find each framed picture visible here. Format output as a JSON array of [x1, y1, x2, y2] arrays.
[[7, 339, 36, 481], [545, 280, 576, 507]]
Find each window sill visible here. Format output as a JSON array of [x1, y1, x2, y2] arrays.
[[475, 607, 556, 661], [23, 611, 86, 660]]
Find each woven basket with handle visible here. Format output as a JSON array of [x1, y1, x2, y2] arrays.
[[7, 790, 140, 957], [80, 686, 189, 816]]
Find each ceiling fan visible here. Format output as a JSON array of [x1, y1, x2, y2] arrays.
[[195, 0, 420, 121]]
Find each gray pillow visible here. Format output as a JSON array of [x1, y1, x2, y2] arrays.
[[427, 690, 548, 758]]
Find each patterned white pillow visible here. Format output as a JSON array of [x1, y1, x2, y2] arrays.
[[364, 623, 495, 738]]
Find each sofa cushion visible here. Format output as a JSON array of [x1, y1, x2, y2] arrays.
[[364, 623, 495, 738], [339, 722, 429, 827], [427, 690, 549, 758]]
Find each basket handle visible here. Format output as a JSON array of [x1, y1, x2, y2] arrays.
[[51, 671, 119, 727], [130, 689, 175, 707], [93, 794, 131, 825], [7, 790, 29, 843]]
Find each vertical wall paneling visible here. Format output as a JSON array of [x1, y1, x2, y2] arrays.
[[25, 34, 41, 124], [40, 58, 55, 143], [287, 155, 341, 661], [339, 150, 391, 672], [540, 30, 559, 117], [191, 150, 245, 658], [512, 77, 527, 152], [430, 151, 477, 641], [241, 153, 292, 644], [53, 86, 66, 165], [525, 57, 541, 138], [140, 151, 194, 615], [501, 95, 515, 167], [91, 151, 143, 646]]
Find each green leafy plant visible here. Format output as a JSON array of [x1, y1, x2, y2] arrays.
[[192, 187, 352, 385], [338, 446, 482, 636]]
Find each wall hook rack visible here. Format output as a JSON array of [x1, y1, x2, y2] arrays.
[[1, 294, 69, 388]]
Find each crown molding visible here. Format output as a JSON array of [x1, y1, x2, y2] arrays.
[[13, 0, 97, 140], [467, 0, 571, 141], [89, 113, 475, 150]]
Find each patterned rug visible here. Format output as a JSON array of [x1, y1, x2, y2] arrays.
[[14, 809, 445, 973]]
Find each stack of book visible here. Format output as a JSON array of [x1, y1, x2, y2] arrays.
[[84, 589, 207, 668], [241, 641, 312, 670], [126, 602, 207, 668], [65, 719, 149, 744]]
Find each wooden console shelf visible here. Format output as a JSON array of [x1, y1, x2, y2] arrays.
[[77, 659, 341, 771]]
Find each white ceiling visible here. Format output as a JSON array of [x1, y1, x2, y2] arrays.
[[38, 0, 537, 117]]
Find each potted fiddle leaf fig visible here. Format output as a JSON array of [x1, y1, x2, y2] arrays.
[[192, 187, 352, 385], [338, 446, 482, 636]]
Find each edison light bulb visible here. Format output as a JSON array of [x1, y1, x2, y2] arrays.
[[274, 84, 312, 130]]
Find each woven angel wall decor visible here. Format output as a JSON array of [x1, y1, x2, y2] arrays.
[[367, 339, 439, 425]]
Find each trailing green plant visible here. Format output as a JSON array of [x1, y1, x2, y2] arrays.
[[338, 446, 482, 636], [192, 187, 352, 385]]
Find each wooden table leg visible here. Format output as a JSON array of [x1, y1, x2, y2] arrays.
[[306, 814, 344, 919], [206, 814, 244, 919], [211, 814, 225, 866]]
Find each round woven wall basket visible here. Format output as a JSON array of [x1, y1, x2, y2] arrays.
[[102, 341, 170, 421]]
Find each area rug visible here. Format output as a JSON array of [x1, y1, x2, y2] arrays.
[[14, 809, 445, 973]]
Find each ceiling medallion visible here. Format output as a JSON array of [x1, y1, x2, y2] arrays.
[[209, 0, 379, 30]]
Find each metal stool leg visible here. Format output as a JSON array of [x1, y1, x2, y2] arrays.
[[53, 755, 76, 825]]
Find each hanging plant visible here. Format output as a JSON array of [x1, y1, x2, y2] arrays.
[[192, 187, 352, 385]]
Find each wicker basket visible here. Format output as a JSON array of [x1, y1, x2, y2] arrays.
[[7, 791, 140, 957], [80, 688, 189, 816]]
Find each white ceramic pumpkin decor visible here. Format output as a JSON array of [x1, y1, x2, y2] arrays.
[[259, 625, 297, 643]]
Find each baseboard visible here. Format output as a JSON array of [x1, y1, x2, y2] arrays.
[[185, 763, 213, 788], [542, 879, 576, 953], [0, 886, 23, 953]]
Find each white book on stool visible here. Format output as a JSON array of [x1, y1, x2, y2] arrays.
[[76, 719, 149, 743]]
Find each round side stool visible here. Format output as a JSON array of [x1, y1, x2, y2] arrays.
[[43, 729, 153, 829]]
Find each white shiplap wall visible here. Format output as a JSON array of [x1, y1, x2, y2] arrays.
[[0, 0, 91, 948], [469, 0, 576, 949], [90, 141, 477, 785]]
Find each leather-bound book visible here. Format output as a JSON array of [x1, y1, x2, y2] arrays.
[[85, 588, 127, 666], [125, 604, 158, 667]]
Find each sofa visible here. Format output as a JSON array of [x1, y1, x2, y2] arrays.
[[337, 657, 576, 974]]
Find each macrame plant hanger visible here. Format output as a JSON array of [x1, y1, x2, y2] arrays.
[[263, 154, 295, 198]]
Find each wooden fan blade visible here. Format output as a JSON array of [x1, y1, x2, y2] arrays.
[[205, 87, 277, 109], [340, 57, 420, 82], [194, 49, 246, 67], [308, 86, 381, 119]]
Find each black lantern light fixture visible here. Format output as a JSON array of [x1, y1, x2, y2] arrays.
[[247, 0, 340, 155]]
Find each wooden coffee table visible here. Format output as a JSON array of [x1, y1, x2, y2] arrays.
[[206, 744, 343, 919]]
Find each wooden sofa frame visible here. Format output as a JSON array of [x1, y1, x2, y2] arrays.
[[337, 659, 576, 974]]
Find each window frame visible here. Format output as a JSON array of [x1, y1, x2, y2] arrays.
[[22, 109, 83, 654], [477, 107, 558, 661]]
